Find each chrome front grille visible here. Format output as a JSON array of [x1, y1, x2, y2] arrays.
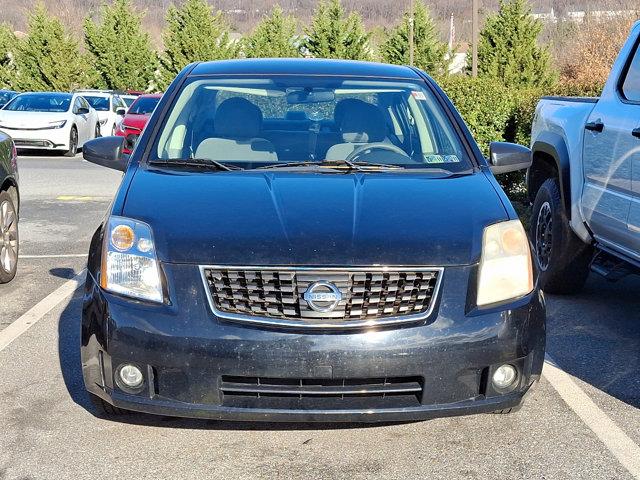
[[200, 266, 443, 328]]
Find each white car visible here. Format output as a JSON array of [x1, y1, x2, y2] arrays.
[[0, 92, 100, 156], [77, 90, 127, 136]]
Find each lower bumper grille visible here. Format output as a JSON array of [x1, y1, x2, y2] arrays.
[[14, 139, 55, 148], [221, 376, 424, 400]]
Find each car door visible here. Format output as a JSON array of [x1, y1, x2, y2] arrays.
[[623, 36, 640, 259], [72, 97, 90, 145], [582, 30, 639, 255], [79, 97, 96, 141]]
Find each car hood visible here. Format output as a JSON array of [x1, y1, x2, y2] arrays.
[[0, 110, 69, 129], [121, 113, 150, 131], [122, 169, 508, 266]]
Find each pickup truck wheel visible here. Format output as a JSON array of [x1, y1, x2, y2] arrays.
[[530, 177, 591, 294], [88, 393, 131, 416]]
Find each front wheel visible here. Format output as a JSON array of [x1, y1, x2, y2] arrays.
[[64, 127, 78, 157], [88, 393, 131, 416], [530, 177, 592, 294], [0, 191, 19, 284], [95, 123, 101, 138]]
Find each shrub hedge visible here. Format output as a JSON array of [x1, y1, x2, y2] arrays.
[[437, 75, 603, 202]]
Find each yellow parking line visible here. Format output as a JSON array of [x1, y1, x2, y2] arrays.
[[56, 195, 101, 202]]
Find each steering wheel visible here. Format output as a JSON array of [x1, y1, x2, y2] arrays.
[[345, 143, 410, 163]]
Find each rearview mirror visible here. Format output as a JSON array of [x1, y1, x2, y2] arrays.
[[83, 136, 127, 172], [286, 88, 335, 104], [116, 108, 126, 116], [488, 142, 532, 175], [77, 107, 89, 115]]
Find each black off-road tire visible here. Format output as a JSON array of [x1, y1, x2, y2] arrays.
[[89, 393, 131, 416], [530, 177, 592, 294]]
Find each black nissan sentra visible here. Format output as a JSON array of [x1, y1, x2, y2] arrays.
[[81, 59, 545, 422]]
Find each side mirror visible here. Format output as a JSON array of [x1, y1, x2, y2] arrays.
[[77, 107, 90, 115], [116, 108, 126, 116], [124, 133, 140, 152], [488, 142, 532, 175], [83, 136, 127, 172]]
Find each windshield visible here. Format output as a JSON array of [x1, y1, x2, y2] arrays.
[[84, 95, 110, 111], [129, 96, 160, 115], [122, 96, 137, 107], [4, 93, 71, 112], [0, 91, 16, 106], [153, 77, 471, 171]]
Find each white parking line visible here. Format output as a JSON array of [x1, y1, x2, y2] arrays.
[[20, 254, 87, 259], [0, 270, 86, 353], [543, 355, 640, 479]]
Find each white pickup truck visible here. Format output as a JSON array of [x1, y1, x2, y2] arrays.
[[529, 20, 640, 293]]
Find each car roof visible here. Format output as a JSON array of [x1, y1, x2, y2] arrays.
[[136, 93, 163, 99], [189, 58, 422, 80]]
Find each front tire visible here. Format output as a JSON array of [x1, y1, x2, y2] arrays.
[[64, 127, 78, 157], [88, 393, 131, 416], [530, 177, 592, 294], [95, 123, 101, 139], [0, 191, 19, 284]]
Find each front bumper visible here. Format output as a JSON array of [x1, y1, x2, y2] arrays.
[[0, 127, 69, 150], [81, 264, 546, 422]]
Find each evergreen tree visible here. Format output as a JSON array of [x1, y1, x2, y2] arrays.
[[14, 4, 97, 91], [158, 0, 238, 89], [478, 0, 556, 88], [84, 0, 157, 91], [244, 6, 300, 58], [380, 0, 448, 74], [303, 0, 371, 61], [0, 24, 16, 89]]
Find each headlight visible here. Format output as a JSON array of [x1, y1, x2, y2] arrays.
[[101, 216, 163, 303], [99, 118, 108, 125], [477, 220, 533, 306], [48, 120, 67, 129]]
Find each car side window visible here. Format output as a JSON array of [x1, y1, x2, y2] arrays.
[[80, 97, 90, 110], [72, 97, 82, 114], [621, 40, 640, 102]]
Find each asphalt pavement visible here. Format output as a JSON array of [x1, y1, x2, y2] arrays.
[[0, 154, 638, 480]]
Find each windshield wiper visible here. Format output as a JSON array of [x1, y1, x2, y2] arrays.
[[256, 160, 404, 171], [147, 158, 241, 171]]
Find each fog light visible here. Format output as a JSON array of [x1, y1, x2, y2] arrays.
[[118, 364, 144, 389], [492, 364, 517, 389]]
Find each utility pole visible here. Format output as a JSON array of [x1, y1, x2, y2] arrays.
[[409, 0, 415, 66], [471, 0, 478, 77]]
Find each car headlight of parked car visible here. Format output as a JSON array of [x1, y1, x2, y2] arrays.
[[101, 216, 163, 303], [47, 120, 67, 129], [477, 220, 533, 306]]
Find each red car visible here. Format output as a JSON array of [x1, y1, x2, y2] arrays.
[[116, 93, 162, 153]]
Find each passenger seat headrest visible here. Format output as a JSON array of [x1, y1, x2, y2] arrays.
[[337, 99, 386, 143], [215, 97, 263, 139]]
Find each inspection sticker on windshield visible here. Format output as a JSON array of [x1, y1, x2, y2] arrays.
[[424, 154, 461, 164], [411, 91, 427, 101]]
